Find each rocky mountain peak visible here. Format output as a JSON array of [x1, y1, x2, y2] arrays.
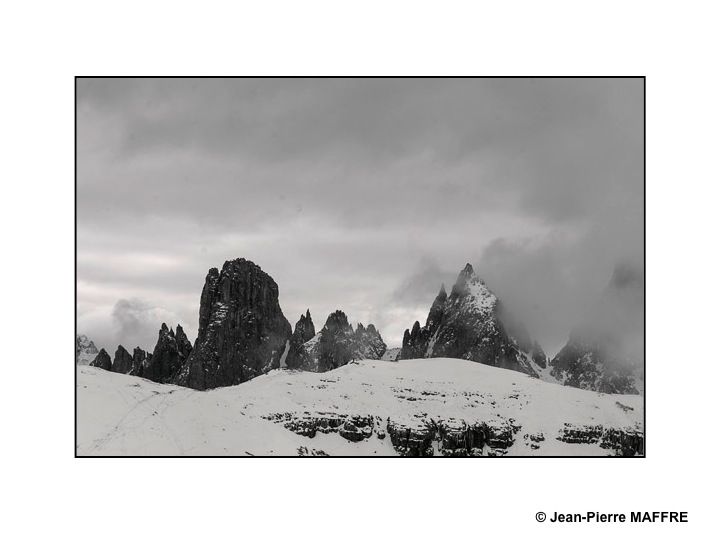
[[174, 258, 292, 390], [131, 347, 149, 377], [293, 309, 316, 344], [143, 322, 192, 383], [112, 345, 133, 374], [323, 310, 353, 335], [549, 264, 644, 395], [452, 263, 481, 292], [296, 309, 387, 372], [76, 334, 99, 365], [399, 263, 545, 377], [353, 321, 387, 360], [436, 283, 447, 301], [90, 348, 112, 371], [175, 324, 192, 357]]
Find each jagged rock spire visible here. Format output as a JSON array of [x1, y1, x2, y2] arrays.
[[90, 348, 112, 371], [130, 347, 149, 377], [111, 345, 133, 374], [293, 309, 316, 344], [144, 322, 192, 383], [398, 263, 545, 377]]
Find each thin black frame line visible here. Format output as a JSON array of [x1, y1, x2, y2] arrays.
[[75, 75, 645, 80], [74, 75, 646, 458]]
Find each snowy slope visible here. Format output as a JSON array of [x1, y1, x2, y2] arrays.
[[77, 358, 643, 456]]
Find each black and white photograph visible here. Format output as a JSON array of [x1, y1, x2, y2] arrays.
[[5, 2, 719, 538], [75, 77, 644, 457]]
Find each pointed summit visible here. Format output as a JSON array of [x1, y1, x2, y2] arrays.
[[292, 310, 316, 344], [398, 263, 545, 377], [112, 345, 133, 374], [452, 263, 482, 295], [90, 348, 112, 371]]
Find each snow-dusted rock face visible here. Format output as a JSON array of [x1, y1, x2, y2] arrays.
[[142, 323, 192, 384], [76, 358, 643, 456], [550, 331, 640, 394], [76, 335, 99, 365], [353, 323, 387, 361], [298, 311, 387, 372], [399, 264, 546, 377], [549, 264, 644, 395], [175, 259, 292, 390]]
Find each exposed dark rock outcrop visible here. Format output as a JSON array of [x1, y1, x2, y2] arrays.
[[175, 325, 193, 359], [550, 331, 639, 394], [317, 311, 357, 372], [111, 345, 133, 374], [286, 310, 316, 369], [557, 423, 644, 456], [90, 348, 112, 371], [297, 310, 387, 372], [175, 258, 292, 390], [294, 309, 316, 344], [143, 323, 192, 384], [399, 263, 546, 377], [549, 263, 644, 395], [130, 347, 149, 377], [354, 323, 387, 360], [264, 412, 377, 442]]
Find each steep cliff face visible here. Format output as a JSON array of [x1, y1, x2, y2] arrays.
[[111, 345, 134, 374], [549, 263, 644, 395], [89, 348, 112, 371], [317, 311, 357, 372], [399, 264, 546, 377], [286, 310, 316, 369], [293, 310, 316, 344], [143, 323, 192, 384], [175, 258, 292, 390], [130, 347, 150, 377]]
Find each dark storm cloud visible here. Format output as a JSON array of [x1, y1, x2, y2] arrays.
[[76, 78, 643, 352]]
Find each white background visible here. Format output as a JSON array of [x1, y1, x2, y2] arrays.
[[1, 0, 718, 538]]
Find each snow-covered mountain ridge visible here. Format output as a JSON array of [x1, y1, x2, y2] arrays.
[[77, 357, 643, 456]]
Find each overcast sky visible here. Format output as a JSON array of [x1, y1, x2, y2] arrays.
[[77, 78, 643, 354]]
